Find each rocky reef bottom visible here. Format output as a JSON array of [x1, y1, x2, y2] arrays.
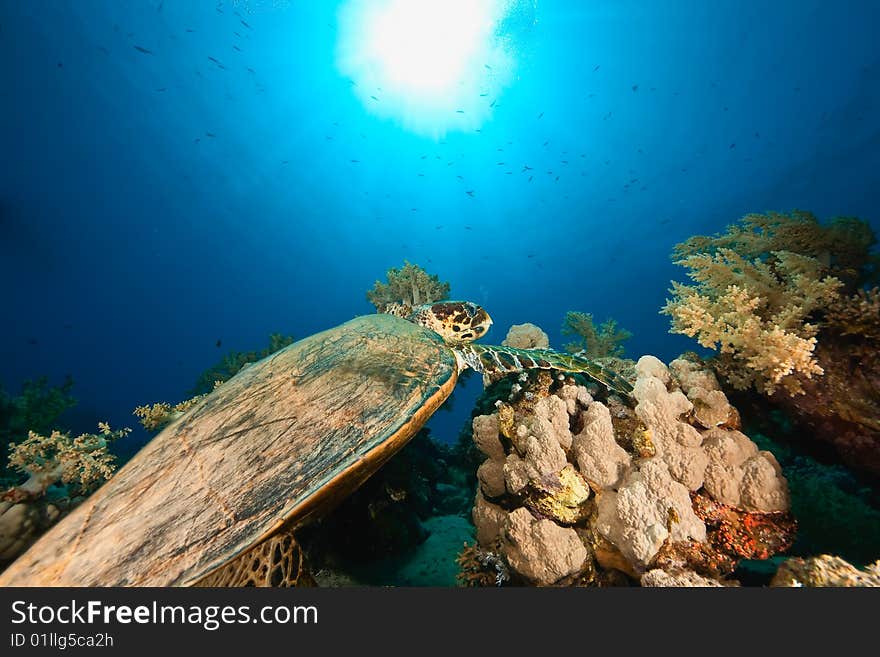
[[304, 353, 880, 587]]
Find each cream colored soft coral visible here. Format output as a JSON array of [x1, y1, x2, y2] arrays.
[[7, 424, 130, 498], [663, 247, 842, 395]]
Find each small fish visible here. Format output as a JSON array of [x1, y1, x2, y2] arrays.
[[479, 92, 488, 97], [528, 176, 533, 182], [206, 132, 216, 137], [133, 45, 153, 54], [543, 140, 549, 147], [232, 45, 241, 52], [216, 339, 222, 348], [456, 175, 464, 180], [158, 0, 163, 11], [247, 67, 256, 74], [234, 31, 241, 38], [484, 64, 492, 70], [537, 112, 544, 119], [57, 61, 63, 68], [240, 19, 252, 30], [632, 84, 638, 92], [489, 100, 496, 108], [497, 162, 505, 166], [729, 142, 736, 149], [370, 95, 378, 101], [27, 338, 38, 346], [350, 159, 360, 163], [522, 165, 533, 171], [155, 87, 166, 92], [593, 64, 600, 71], [456, 109, 464, 114], [186, 29, 195, 33], [465, 190, 474, 197], [464, 225, 473, 230]]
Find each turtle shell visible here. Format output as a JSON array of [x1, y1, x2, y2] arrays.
[[0, 313, 458, 586]]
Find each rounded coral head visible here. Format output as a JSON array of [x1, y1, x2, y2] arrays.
[[410, 300, 493, 344]]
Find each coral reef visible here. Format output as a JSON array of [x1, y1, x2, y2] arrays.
[[502, 323, 549, 349], [456, 541, 510, 587], [561, 311, 632, 357], [1, 377, 76, 477], [5, 423, 129, 501], [663, 247, 840, 395], [664, 211, 880, 475], [1, 423, 129, 566], [465, 354, 796, 586], [366, 261, 451, 312], [771, 555, 880, 587], [663, 210, 877, 396]]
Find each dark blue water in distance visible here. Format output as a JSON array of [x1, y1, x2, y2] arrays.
[[1, 1, 878, 451]]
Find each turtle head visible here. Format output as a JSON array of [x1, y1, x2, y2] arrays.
[[410, 301, 492, 344]]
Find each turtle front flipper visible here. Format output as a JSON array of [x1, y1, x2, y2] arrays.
[[457, 344, 633, 398]]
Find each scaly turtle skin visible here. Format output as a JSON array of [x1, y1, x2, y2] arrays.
[[0, 301, 630, 587]]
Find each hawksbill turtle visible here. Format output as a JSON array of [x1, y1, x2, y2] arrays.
[[0, 301, 631, 587]]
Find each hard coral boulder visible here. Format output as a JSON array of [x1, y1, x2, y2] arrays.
[[634, 376, 708, 491], [572, 401, 631, 489], [522, 465, 591, 525], [595, 459, 706, 570], [771, 555, 880, 587], [702, 428, 790, 512], [477, 460, 506, 498], [502, 507, 587, 585], [472, 414, 505, 461], [641, 568, 726, 587], [502, 323, 550, 350], [472, 490, 508, 546]]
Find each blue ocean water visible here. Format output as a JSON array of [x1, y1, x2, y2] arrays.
[[1, 0, 878, 452]]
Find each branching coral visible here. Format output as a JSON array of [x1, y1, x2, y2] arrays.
[[133, 395, 207, 432], [5, 423, 130, 500], [561, 311, 632, 357], [672, 210, 878, 289], [663, 214, 857, 395], [824, 287, 880, 342], [189, 333, 294, 395], [366, 261, 451, 311]]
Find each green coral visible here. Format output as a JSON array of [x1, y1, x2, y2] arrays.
[[366, 261, 451, 311], [561, 311, 632, 358], [189, 333, 294, 395]]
